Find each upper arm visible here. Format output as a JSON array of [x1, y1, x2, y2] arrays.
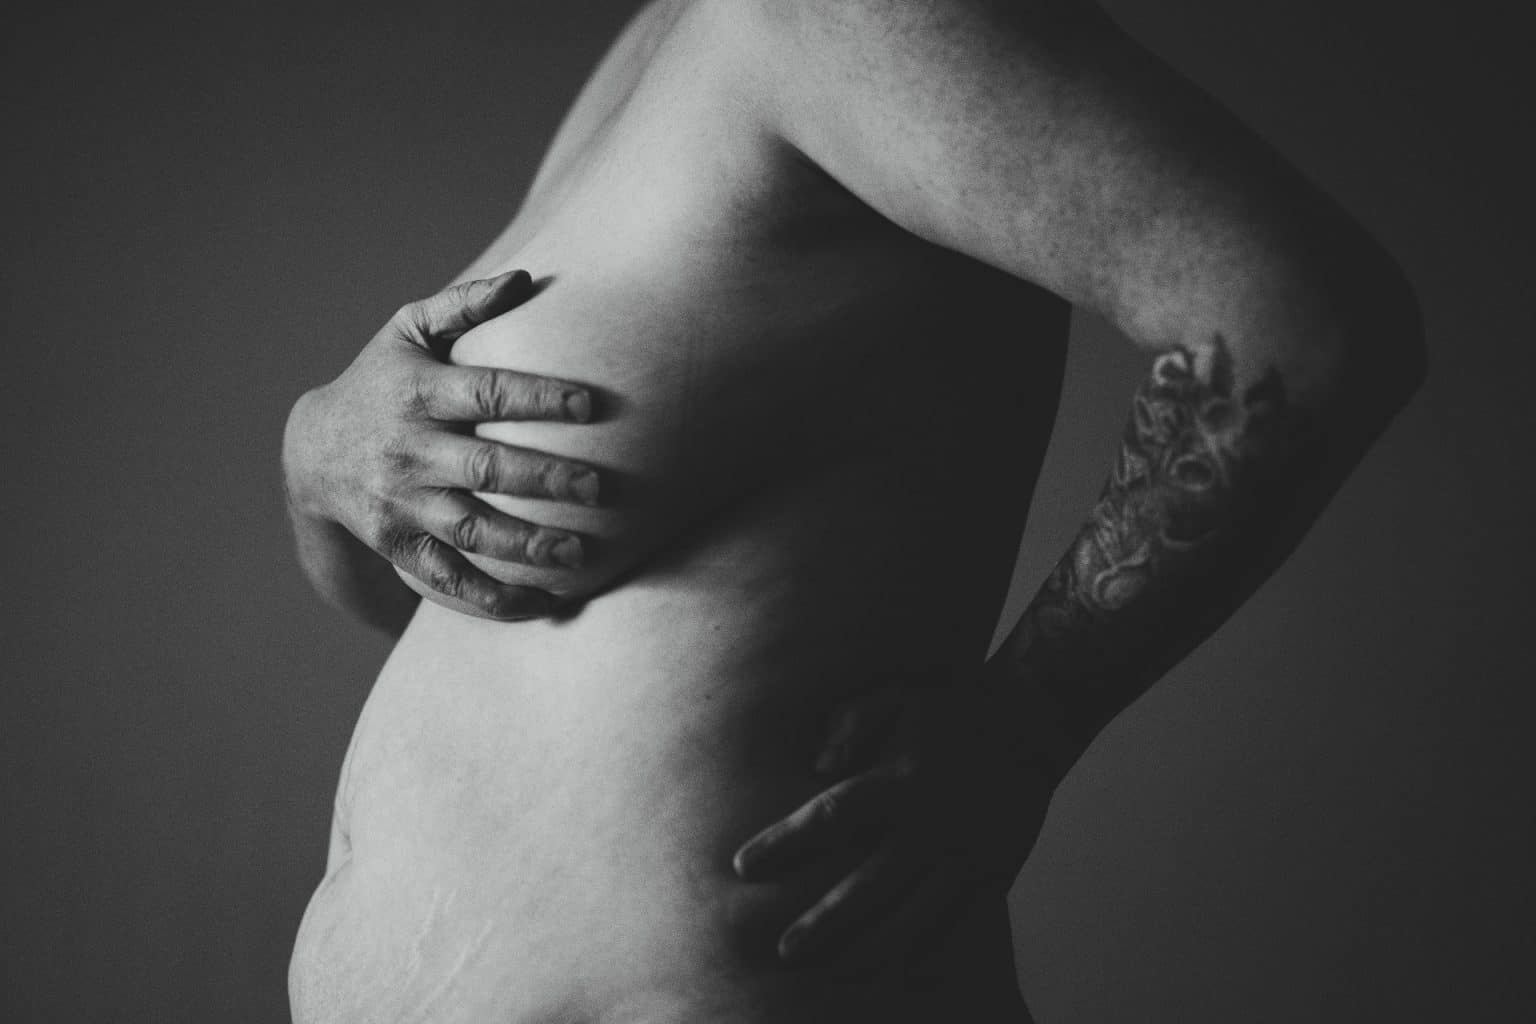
[[736, 0, 1421, 405]]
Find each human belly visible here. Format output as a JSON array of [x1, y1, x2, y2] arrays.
[[290, 475, 1023, 1024]]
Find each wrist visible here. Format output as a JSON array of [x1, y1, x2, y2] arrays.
[[980, 660, 1084, 790]]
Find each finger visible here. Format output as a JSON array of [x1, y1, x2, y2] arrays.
[[815, 688, 907, 776], [421, 491, 585, 569], [419, 364, 593, 424], [385, 528, 556, 620], [419, 434, 601, 505], [394, 269, 536, 352], [733, 771, 900, 880], [777, 844, 917, 963]]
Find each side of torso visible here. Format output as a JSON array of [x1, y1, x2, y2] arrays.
[[292, 4, 1068, 1021]]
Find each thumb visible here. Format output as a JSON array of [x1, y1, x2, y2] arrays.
[[394, 269, 536, 356]]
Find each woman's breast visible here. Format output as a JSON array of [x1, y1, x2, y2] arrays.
[[443, 249, 888, 602]]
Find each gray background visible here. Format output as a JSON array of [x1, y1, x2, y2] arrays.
[[3, 1, 1530, 1020]]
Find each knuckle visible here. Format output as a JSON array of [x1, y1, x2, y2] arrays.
[[507, 526, 536, 563], [464, 444, 500, 491], [376, 519, 418, 567], [471, 582, 509, 616], [360, 504, 395, 550], [449, 511, 481, 552], [420, 552, 464, 600], [470, 371, 510, 418], [814, 790, 842, 824], [432, 571, 465, 602], [482, 520, 533, 563], [537, 458, 566, 497], [363, 462, 399, 505], [540, 380, 568, 417], [383, 373, 424, 417], [400, 374, 432, 418], [407, 529, 435, 562], [379, 433, 415, 475]]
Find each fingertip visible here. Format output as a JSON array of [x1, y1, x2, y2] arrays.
[[498, 268, 534, 299], [778, 925, 808, 962], [569, 467, 600, 505], [563, 388, 593, 424], [481, 269, 535, 310], [549, 534, 583, 570], [733, 839, 764, 878], [492, 586, 556, 621]]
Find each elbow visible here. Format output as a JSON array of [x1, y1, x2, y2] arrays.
[[1335, 253, 1427, 420], [1290, 241, 1426, 428]]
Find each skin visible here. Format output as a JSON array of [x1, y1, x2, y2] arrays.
[[283, 1, 1424, 1021], [283, 269, 601, 632]]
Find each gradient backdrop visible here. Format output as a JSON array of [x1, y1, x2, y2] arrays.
[[3, 1, 1530, 1020]]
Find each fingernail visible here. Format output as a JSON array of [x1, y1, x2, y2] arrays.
[[732, 849, 751, 877], [569, 469, 600, 506], [564, 390, 592, 423], [551, 535, 583, 569], [492, 269, 531, 299]]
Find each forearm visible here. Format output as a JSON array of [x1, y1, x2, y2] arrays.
[[985, 287, 1425, 781]]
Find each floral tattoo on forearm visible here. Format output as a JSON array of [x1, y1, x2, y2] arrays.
[[996, 333, 1312, 739]]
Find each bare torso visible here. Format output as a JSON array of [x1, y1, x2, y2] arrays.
[[291, 3, 1070, 1021]]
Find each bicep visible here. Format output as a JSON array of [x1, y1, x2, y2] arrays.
[[747, 0, 1403, 395]]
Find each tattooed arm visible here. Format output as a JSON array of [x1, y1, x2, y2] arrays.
[[984, 328, 1411, 776], [728, 0, 1426, 963], [745, 0, 1428, 772]]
